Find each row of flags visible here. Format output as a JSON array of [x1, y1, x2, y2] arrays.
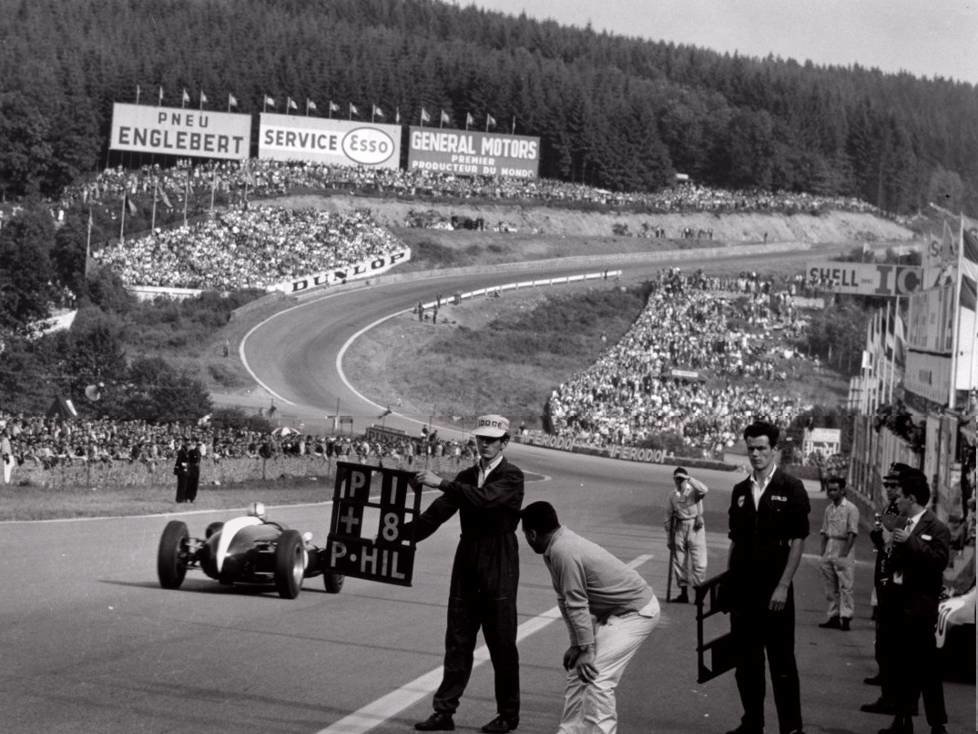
[[135, 86, 508, 130]]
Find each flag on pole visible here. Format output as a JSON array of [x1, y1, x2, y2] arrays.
[[486, 113, 496, 131], [420, 106, 431, 124], [395, 106, 401, 124], [181, 88, 190, 107], [511, 116, 516, 134], [349, 103, 359, 118], [135, 84, 141, 104], [306, 98, 317, 114], [465, 112, 474, 129], [372, 104, 384, 119], [264, 95, 276, 110], [440, 109, 450, 127], [199, 90, 207, 109], [158, 86, 164, 105], [84, 209, 94, 278], [287, 96, 298, 111], [228, 93, 238, 110], [329, 100, 340, 114]]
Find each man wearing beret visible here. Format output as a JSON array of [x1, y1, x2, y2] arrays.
[[407, 414, 525, 733]]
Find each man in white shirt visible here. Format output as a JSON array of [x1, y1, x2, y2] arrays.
[[818, 476, 859, 630], [521, 500, 660, 733]]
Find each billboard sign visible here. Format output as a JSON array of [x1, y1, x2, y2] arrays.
[[407, 127, 540, 178], [109, 103, 250, 159], [258, 114, 401, 168], [805, 261, 923, 296]]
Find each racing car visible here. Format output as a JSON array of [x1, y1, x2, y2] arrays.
[[936, 583, 976, 677], [157, 502, 344, 598]]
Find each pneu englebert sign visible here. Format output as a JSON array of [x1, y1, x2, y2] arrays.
[[407, 126, 540, 178], [258, 114, 401, 168], [109, 103, 251, 160]]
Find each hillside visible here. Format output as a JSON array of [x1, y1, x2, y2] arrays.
[[267, 194, 917, 273]]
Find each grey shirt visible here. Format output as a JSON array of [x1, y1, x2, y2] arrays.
[[544, 526, 654, 646]]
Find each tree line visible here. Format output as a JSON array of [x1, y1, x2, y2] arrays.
[[0, 0, 975, 213]]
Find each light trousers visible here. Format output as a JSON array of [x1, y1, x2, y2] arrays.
[[558, 597, 660, 733], [819, 554, 855, 619], [670, 519, 707, 588]]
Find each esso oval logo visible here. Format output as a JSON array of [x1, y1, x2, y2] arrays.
[[342, 127, 395, 165]]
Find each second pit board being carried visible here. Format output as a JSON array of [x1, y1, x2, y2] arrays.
[[325, 462, 423, 586]]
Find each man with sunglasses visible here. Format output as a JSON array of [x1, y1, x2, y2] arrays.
[[407, 414, 525, 733]]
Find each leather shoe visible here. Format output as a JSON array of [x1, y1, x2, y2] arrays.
[[673, 589, 689, 603], [840, 617, 851, 631], [878, 716, 912, 734], [724, 726, 763, 734], [864, 674, 882, 685], [818, 616, 841, 629], [862, 700, 897, 715], [930, 727, 948, 734], [481, 715, 518, 733], [414, 712, 455, 731]]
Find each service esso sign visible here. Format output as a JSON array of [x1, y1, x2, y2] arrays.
[[342, 127, 395, 165]]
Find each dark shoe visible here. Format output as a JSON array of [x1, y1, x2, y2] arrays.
[[481, 715, 518, 733], [862, 700, 897, 715], [818, 616, 841, 629], [414, 712, 455, 731], [724, 726, 763, 734], [930, 726, 947, 734], [674, 589, 689, 603], [840, 617, 851, 631], [864, 674, 883, 685], [878, 716, 913, 734]]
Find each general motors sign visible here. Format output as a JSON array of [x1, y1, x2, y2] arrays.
[[805, 261, 923, 296]]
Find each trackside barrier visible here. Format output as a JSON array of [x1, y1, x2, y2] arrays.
[[419, 269, 623, 311], [521, 430, 736, 472]]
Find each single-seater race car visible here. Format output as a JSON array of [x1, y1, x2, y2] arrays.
[[157, 502, 344, 598]]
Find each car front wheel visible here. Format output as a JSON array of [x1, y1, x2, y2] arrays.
[[157, 520, 190, 589], [274, 529, 305, 599], [323, 571, 345, 594]]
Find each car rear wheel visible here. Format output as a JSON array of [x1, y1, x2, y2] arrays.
[[275, 529, 305, 599], [323, 571, 345, 594], [157, 520, 190, 589]]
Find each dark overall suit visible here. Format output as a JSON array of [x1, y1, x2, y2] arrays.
[[727, 468, 810, 734], [885, 509, 950, 730], [869, 499, 902, 705], [406, 457, 524, 721]]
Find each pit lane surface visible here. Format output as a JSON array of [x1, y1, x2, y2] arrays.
[[2, 254, 971, 733]]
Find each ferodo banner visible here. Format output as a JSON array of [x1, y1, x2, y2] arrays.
[[258, 114, 400, 168], [109, 103, 250, 159], [407, 126, 540, 178], [805, 261, 923, 296]]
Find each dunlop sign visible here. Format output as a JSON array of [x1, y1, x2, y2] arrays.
[[325, 462, 422, 586], [109, 103, 250, 159], [258, 114, 401, 168], [805, 261, 923, 296]]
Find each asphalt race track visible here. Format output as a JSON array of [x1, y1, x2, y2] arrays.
[[1, 254, 972, 733]]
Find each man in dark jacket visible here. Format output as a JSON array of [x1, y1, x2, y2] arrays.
[[407, 414, 524, 734], [725, 420, 810, 734], [877, 468, 950, 734]]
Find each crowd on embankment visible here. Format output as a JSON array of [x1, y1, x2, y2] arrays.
[[0, 412, 474, 490], [547, 268, 818, 457], [60, 159, 892, 218], [91, 206, 403, 290]]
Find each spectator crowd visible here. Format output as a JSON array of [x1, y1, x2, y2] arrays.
[[0, 411, 476, 485], [91, 206, 404, 290], [60, 159, 891, 220], [546, 268, 817, 457]]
